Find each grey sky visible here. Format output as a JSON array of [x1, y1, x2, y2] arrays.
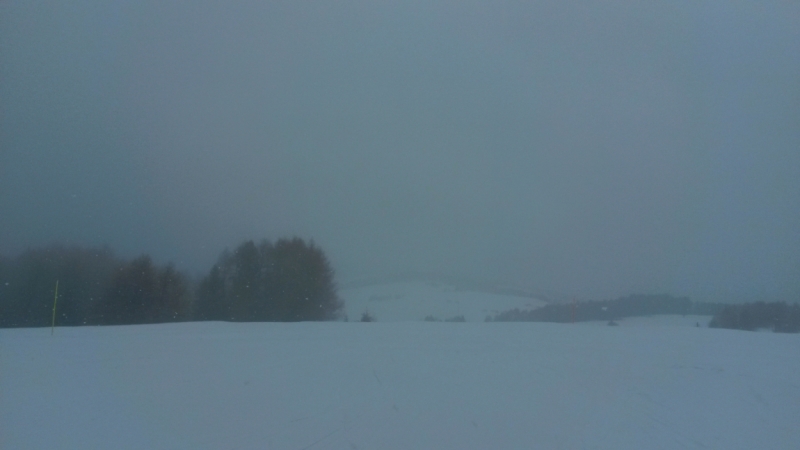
[[2, 1, 798, 301]]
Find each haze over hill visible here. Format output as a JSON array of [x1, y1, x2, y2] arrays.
[[2, 1, 798, 302]]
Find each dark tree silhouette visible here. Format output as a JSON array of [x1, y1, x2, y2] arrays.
[[709, 301, 800, 333], [96, 256, 190, 325], [195, 262, 229, 321], [196, 238, 342, 322], [0, 245, 118, 328]]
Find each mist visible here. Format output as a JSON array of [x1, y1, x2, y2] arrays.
[[1, 0, 798, 302]]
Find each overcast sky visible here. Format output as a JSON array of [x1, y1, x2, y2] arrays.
[[1, 1, 798, 301]]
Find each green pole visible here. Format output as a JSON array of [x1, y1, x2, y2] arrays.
[[51, 280, 59, 336]]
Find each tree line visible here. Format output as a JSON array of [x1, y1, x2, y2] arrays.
[[0, 238, 342, 328], [488, 294, 720, 323], [488, 295, 800, 333], [709, 301, 800, 333]]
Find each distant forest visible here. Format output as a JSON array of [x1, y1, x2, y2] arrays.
[[489, 295, 800, 333], [0, 238, 342, 328], [489, 294, 707, 323], [709, 302, 800, 333]]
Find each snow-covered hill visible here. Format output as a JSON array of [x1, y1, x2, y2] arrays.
[[3, 315, 799, 449], [340, 280, 545, 322]]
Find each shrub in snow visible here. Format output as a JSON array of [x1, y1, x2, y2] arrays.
[[444, 315, 466, 322]]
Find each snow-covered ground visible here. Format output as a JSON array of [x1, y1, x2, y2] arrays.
[[341, 280, 545, 322], [3, 285, 800, 449]]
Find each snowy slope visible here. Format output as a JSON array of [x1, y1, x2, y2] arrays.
[[2, 320, 799, 449], [341, 280, 545, 322]]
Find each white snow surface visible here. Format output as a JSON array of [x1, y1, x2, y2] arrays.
[[341, 280, 545, 322], [3, 286, 800, 449]]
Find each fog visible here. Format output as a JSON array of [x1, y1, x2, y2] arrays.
[[1, 1, 798, 302]]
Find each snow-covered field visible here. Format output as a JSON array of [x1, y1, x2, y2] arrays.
[[3, 284, 800, 449]]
